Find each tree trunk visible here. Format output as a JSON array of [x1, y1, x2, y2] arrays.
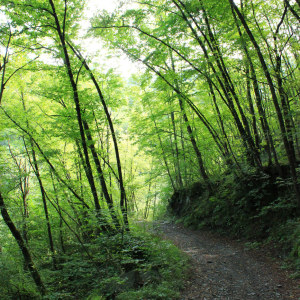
[[49, 0, 107, 225], [68, 44, 129, 230], [82, 119, 121, 228], [0, 192, 46, 296], [171, 110, 183, 188], [229, 0, 300, 206], [30, 141, 57, 269]]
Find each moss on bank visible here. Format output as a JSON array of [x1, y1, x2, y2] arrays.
[[168, 168, 300, 277]]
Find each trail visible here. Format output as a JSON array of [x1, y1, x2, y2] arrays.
[[152, 221, 300, 300]]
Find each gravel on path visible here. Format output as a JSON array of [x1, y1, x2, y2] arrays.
[[152, 221, 300, 300]]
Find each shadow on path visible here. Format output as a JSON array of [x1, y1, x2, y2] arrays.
[[151, 221, 300, 300]]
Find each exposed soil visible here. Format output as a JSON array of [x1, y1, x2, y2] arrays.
[[152, 221, 300, 300]]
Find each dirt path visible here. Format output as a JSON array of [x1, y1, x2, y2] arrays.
[[152, 221, 300, 300]]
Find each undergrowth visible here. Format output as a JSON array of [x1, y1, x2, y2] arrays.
[[168, 167, 300, 277], [0, 225, 188, 299]]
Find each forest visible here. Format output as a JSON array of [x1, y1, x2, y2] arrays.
[[0, 0, 299, 299]]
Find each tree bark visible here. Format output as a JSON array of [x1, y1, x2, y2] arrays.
[[0, 192, 46, 296], [49, 0, 105, 223], [82, 119, 121, 228], [229, 0, 300, 205], [68, 43, 129, 230], [29, 141, 56, 268]]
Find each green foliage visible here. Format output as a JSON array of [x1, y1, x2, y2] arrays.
[[0, 0, 299, 298], [0, 251, 40, 299], [268, 219, 300, 277], [0, 229, 187, 299], [41, 230, 187, 299]]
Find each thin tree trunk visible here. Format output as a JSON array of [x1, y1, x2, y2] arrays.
[[179, 94, 210, 185], [29, 140, 57, 269], [49, 0, 105, 225], [68, 43, 129, 230], [50, 171, 65, 254], [20, 94, 56, 268], [171, 110, 183, 188], [229, 0, 300, 205], [0, 192, 46, 296], [144, 178, 152, 219], [246, 63, 260, 151], [8, 141, 30, 243], [232, 8, 278, 167], [82, 119, 121, 228], [153, 118, 176, 190], [173, 0, 261, 167], [169, 52, 210, 186], [180, 124, 189, 186], [207, 78, 239, 168]]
